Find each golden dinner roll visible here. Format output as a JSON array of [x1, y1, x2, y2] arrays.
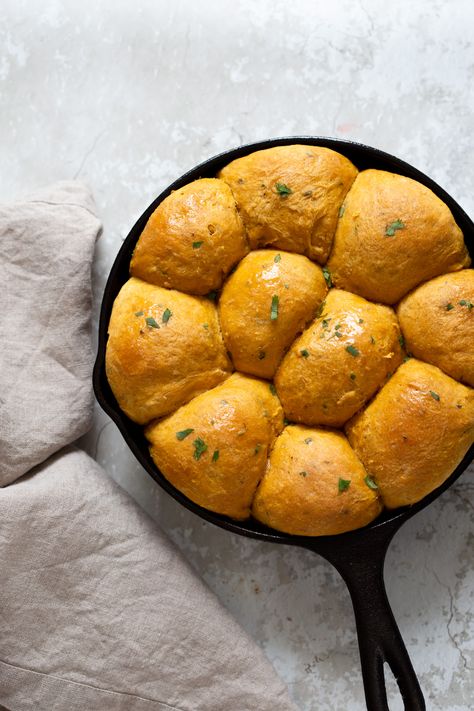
[[218, 249, 327, 378], [274, 289, 403, 427], [218, 144, 357, 263], [251, 425, 382, 536], [327, 169, 470, 304], [397, 270, 474, 386], [130, 178, 248, 295], [106, 278, 231, 424], [345, 359, 474, 509], [145, 373, 284, 519]]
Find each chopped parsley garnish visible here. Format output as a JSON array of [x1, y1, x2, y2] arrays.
[[385, 219, 405, 236], [258, 351, 266, 360], [358, 318, 364, 324], [206, 290, 218, 302], [135, 311, 144, 317], [192, 241, 203, 249], [322, 267, 333, 288], [193, 438, 208, 460], [275, 182, 292, 197], [299, 471, 308, 478], [304, 437, 313, 444], [339, 205, 345, 217], [203, 323, 209, 330], [315, 300, 326, 318], [283, 417, 290, 426], [212, 449, 219, 462], [269, 383, 277, 396], [398, 334, 405, 348], [338, 478, 351, 493], [459, 299, 474, 310], [446, 303, 454, 311], [274, 253, 281, 263], [270, 295, 279, 321], [162, 308, 172, 323], [335, 323, 341, 330], [145, 316, 160, 329], [300, 349, 310, 358], [346, 345, 360, 357], [403, 355, 411, 363], [429, 391, 440, 401], [364, 475, 378, 490], [176, 428, 194, 441], [335, 331, 343, 338], [350, 372, 356, 380], [370, 336, 376, 344], [322, 318, 331, 329], [254, 444, 262, 455]]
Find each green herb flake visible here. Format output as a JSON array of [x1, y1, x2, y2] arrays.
[[274, 253, 281, 263], [162, 308, 172, 323], [304, 437, 313, 444], [254, 444, 262, 455], [322, 267, 333, 288], [212, 449, 219, 463], [459, 299, 474, 311], [203, 323, 209, 330], [270, 294, 279, 321], [364, 475, 378, 490], [193, 438, 208, 460], [315, 300, 326, 318], [275, 182, 292, 197], [335, 323, 342, 330], [258, 351, 266, 360], [335, 331, 343, 338], [339, 205, 346, 217], [269, 383, 277, 396], [283, 417, 291, 426], [446, 303, 454, 311], [370, 336, 376, 344], [346, 345, 360, 357], [322, 318, 331, 329], [300, 349, 310, 358], [350, 372, 356, 380], [135, 310, 144, 317], [206, 290, 218, 302], [145, 316, 160, 329], [299, 471, 308, 478], [385, 219, 405, 237], [398, 334, 405, 348], [403, 355, 411, 363], [358, 318, 364, 324], [176, 428, 194, 441], [338, 478, 351, 493], [429, 391, 441, 401], [192, 241, 204, 249]]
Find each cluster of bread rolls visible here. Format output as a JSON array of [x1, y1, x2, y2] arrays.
[[106, 144, 474, 536]]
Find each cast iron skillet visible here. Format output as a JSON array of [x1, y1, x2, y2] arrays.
[[93, 137, 474, 711]]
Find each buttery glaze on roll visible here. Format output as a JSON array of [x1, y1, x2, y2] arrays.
[[252, 425, 382, 536], [106, 278, 232, 424], [219, 249, 327, 379], [218, 144, 357, 263], [145, 373, 284, 519], [397, 270, 474, 387], [327, 169, 470, 304], [346, 359, 474, 509], [274, 289, 403, 427], [130, 178, 248, 295]]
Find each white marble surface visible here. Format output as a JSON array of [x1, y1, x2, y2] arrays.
[[2, 1, 473, 708]]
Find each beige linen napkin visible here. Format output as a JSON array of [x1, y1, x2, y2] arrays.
[[0, 183, 297, 711]]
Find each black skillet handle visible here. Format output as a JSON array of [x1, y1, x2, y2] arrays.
[[304, 522, 425, 711]]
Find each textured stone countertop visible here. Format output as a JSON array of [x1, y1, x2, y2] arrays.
[[1, 1, 473, 708]]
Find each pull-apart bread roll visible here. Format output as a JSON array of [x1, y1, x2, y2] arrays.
[[218, 145, 357, 263], [145, 373, 284, 519], [397, 269, 474, 386], [130, 178, 248, 295], [346, 359, 474, 509], [106, 278, 231, 424], [274, 289, 403, 427], [219, 249, 327, 379], [252, 425, 382, 536], [327, 170, 470, 304]]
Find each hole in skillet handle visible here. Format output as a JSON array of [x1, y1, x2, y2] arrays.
[[93, 136, 474, 711]]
